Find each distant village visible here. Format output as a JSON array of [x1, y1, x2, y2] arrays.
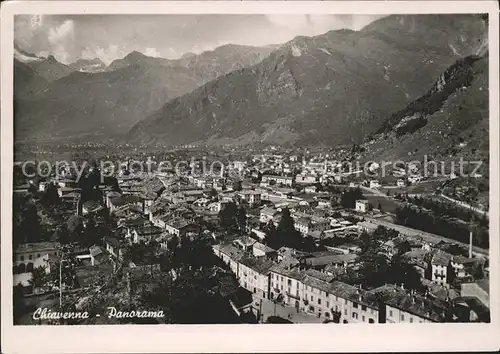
[[12, 145, 490, 324]]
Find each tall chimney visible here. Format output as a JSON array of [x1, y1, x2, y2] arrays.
[[469, 230, 473, 259]]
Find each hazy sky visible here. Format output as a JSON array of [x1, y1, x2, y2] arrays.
[[15, 14, 385, 65]]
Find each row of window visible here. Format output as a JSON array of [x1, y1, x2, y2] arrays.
[[306, 304, 376, 323], [16, 252, 58, 261], [388, 309, 424, 323], [273, 279, 376, 315], [352, 302, 368, 311], [242, 271, 258, 280]]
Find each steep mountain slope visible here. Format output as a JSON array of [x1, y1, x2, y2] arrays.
[[173, 44, 279, 86], [107, 51, 173, 71], [14, 59, 49, 98], [68, 58, 107, 73], [14, 45, 274, 141], [126, 14, 487, 147], [15, 43, 73, 82], [361, 54, 489, 171]]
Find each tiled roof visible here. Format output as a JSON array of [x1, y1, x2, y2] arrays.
[[83, 200, 103, 212], [217, 244, 245, 261], [89, 245, 103, 257], [233, 236, 257, 247], [253, 242, 276, 253], [15, 242, 59, 254], [451, 255, 478, 265], [432, 251, 452, 266], [384, 291, 449, 322], [304, 269, 335, 283], [239, 256, 274, 274], [305, 253, 358, 267], [109, 194, 143, 207], [261, 207, 278, 216], [135, 224, 163, 235]]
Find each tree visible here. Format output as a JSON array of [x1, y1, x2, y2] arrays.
[[273, 208, 302, 250], [395, 240, 412, 254], [29, 265, 50, 292], [218, 202, 239, 232], [67, 215, 84, 241], [233, 180, 243, 191], [41, 183, 60, 208], [237, 206, 247, 233], [263, 221, 277, 245], [126, 242, 150, 265], [13, 284, 26, 323], [302, 236, 316, 253], [424, 263, 432, 280], [341, 187, 363, 209], [472, 263, 484, 280], [314, 182, 323, 192], [52, 224, 70, 244], [358, 230, 377, 253], [14, 197, 42, 244], [209, 188, 218, 198], [82, 217, 101, 247], [446, 263, 456, 285], [388, 253, 424, 292], [138, 236, 241, 324], [103, 176, 120, 192]]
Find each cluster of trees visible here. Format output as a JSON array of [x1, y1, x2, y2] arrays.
[[13, 194, 43, 246], [263, 208, 321, 252], [345, 230, 425, 291], [395, 205, 489, 248], [399, 195, 488, 225], [135, 235, 241, 324], [158, 235, 218, 272], [77, 166, 120, 202], [52, 215, 105, 247], [376, 55, 482, 136], [124, 241, 159, 268], [29, 257, 79, 294], [232, 180, 243, 191], [13, 173, 115, 248], [13, 284, 36, 324], [340, 187, 364, 209], [40, 183, 61, 209], [218, 202, 246, 234]]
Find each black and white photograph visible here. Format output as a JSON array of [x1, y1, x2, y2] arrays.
[[1, 1, 499, 353]]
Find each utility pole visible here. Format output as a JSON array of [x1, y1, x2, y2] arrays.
[[259, 298, 263, 323], [59, 253, 64, 309]]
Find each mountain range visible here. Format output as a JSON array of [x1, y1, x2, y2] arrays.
[[361, 53, 489, 171], [68, 58, 107, 73], [14, 14, 488, 151], [14, 44, 274, 141], [126, 15, 488, 148], [14, 43, 73, 97]]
